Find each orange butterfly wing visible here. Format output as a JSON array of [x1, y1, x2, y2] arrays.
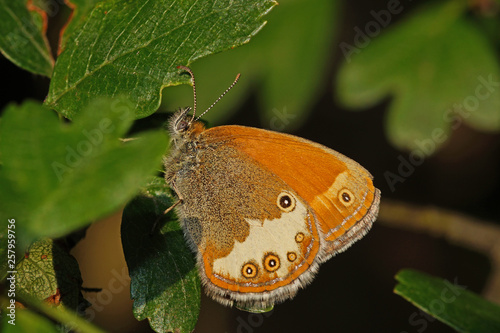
[[204, 125, 380, 259]]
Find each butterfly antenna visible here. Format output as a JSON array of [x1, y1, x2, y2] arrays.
[[195, 73, 241, 121], [177, 66, 197, 122]]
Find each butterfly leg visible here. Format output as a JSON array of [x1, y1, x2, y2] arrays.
[[163, 199, 181, 215], [149, 180, 184, 234], [150, 199, 182, 235], [163, 180, 183, 215]]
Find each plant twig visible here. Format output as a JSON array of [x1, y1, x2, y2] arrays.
[[378, 199, 500, 303]]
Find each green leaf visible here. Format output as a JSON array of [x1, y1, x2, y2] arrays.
[[0, 99, 168, 250], [256, 0, 339, 130], [16, 239, 89, 314], [122, 177, 201, 333], [2, 308, 59, 333], [337, 1, 500, 151], [394, 269, 500, 332], [45, 0, 277, 120], [28, 0, 47, 33], [161, 0, 339, 130], [0, 229, 7, 280], [0, 0, 54, 77], [58, 0, 103, 52]]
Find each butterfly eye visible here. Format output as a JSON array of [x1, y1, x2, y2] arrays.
[[176, 120, 189, 131], [241, 263, 258, 278], [338, 188, 355, 207], [277, 192, 296, 212], [263, 253, 280, 272]]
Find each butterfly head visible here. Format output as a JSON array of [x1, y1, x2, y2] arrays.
[[168, 107, 207, 146], [172, 107, 192, 132], [169, 106, 194, 133], [172, 66, 240, 135]]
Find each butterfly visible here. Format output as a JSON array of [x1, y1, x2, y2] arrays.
[[164, 66, 380, 312]]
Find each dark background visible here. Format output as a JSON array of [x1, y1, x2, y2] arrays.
[[1, 0, 499, 332]]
